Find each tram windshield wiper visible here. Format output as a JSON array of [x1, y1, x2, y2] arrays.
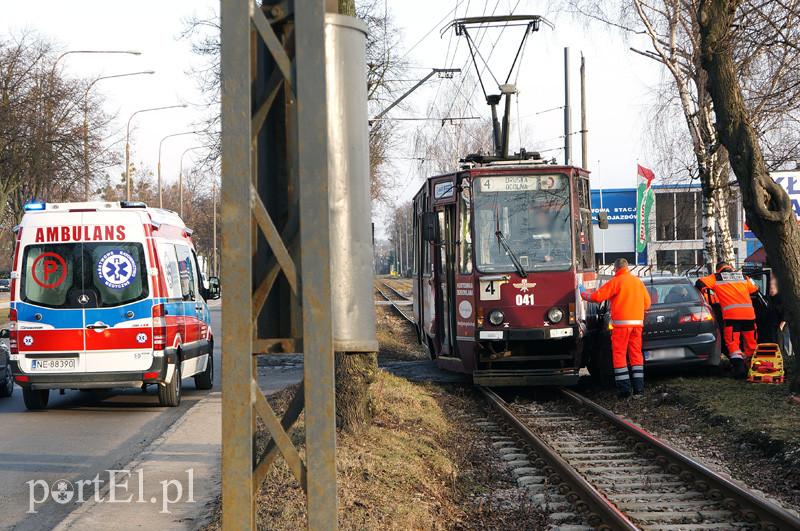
[[495, 229, 527, 278]]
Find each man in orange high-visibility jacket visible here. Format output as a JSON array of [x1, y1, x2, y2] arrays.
[[581, 258, 651, 398], [695, 262, 758, 378]]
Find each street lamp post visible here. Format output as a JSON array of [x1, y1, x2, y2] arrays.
[[178, 145, 212, 218], [158, 130, 200, 208], [82, 71, 154, 201], [45, 50, 141, 201], [125, 104, 187, 201]]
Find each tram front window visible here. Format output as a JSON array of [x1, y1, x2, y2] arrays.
[[474, 174, 572, 273]]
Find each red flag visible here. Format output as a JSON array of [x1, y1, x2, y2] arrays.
[[637, 164, 656, 189]]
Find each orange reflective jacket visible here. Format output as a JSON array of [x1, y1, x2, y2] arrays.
[[589, 267, 652, 327], [696, 270, 757, 320]]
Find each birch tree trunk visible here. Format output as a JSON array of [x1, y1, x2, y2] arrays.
[[699, 0, 800, 391]]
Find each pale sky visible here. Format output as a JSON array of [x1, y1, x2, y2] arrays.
[[387, 0, 665, 203], [2, 1, 666, 208]]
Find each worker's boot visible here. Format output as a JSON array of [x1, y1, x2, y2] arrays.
[[632, 378, 644, 399], [731, 357, 747, 379]]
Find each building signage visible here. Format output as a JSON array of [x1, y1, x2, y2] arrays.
[[590, 189, 637, 224]]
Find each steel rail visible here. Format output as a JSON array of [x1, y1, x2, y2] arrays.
[[374, 280, 415, 324], [478, 386, 639, 531], [560, 388, 800, 531], [380, 280, 412, 302]]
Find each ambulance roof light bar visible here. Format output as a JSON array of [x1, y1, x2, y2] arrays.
[[120, 201, 147, 209], [23, 201, 45, 211]]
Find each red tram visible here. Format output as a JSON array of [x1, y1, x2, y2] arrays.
[[411, 153, 603, 386]]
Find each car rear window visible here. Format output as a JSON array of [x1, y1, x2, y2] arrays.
[[645, 282, 702, 306], [21, 242, 148, 308]]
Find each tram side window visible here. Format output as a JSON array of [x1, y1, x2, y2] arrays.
[[412, 202, 419, 276], [459, 184, 473, 274], [577, 178, 595, 269], [422, 203, 432, 276]]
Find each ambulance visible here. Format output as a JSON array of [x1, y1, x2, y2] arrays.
[[2, 201, 220, 410]]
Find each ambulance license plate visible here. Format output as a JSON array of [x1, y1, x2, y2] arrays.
[[30, 359, 77, 371]]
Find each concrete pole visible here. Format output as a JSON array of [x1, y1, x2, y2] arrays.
[[564, 47, 572, 166], [212, 178, 217, 276], [83, 100, 90, 201], [580, 53, 588, 171]]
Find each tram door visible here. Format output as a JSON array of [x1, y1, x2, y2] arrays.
[[436, 206, 456, 356]]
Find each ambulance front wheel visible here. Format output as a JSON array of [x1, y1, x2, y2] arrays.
[[23, 388, 49, 410], [159, 364, 181, 407], [0, 365, 13, 398]]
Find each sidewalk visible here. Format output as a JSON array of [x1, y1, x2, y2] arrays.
[[54, 393, 222, 531]]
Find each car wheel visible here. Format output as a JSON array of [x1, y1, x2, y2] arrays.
[[0, 365, 13, 398], [23, 388, 49, 410], [194, 353, 213, 390], [158, 363, 181, 407]]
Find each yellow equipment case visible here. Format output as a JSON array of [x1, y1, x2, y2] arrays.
[[747, 343, 785, 384]]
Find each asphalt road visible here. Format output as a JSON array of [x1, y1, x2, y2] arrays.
[[0, 304, 221, 530]]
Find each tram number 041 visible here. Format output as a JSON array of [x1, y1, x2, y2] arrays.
[[515, 294, 534, 306]]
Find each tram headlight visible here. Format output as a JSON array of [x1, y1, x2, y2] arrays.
[[488, 310, 505, 326], [548, 307, 564, 323]]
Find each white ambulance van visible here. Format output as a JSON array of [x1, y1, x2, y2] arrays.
[[1, 201, 220, 410]]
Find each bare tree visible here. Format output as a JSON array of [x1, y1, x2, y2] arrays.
[[569, 0, 736, 269], [698, 0, 800, 391], [0, 32, 117, 227]]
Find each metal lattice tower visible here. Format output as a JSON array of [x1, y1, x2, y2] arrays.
[[221, 1, 336, 528]]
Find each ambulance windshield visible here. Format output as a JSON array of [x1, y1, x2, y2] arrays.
[[20, 242, 149, 308], [473, 174, 572, 272]]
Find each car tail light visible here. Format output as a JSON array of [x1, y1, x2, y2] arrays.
[[15, 375, 29, 383], [143, 371, 159, 380], [678, 305, 713, 324], [8, 308, 17, 355], [152, 304, 167, 351]]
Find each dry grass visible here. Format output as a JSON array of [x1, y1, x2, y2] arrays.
[[375, 305, 426, 361], [201, 372, 545, 530]]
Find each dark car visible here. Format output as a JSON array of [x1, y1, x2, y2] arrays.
[[0, 279, 9, 292], [588, 276, 721, 379], [0, 329, 13, 398]]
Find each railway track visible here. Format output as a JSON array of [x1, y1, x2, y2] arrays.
[[480, 386, 800, 531], [374, 279, 415, 324]]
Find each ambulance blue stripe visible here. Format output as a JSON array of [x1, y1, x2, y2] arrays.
[[13, 298, 170, 329]]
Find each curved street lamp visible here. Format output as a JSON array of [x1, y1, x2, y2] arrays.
[[125, 104, 187, 200], [82, 70, 155, 201], [178, 144, 213, 218], [157, 130, 201, 208]]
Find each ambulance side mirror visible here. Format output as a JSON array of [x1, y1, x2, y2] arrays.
[[207, 277, 221, 300], [0, 329, 8, 339], [598, 211, 609, 230], [422, 212, 439, 243]]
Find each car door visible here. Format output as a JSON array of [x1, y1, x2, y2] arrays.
[[156, 243, 185, 351], [174, 245, 202, 372]]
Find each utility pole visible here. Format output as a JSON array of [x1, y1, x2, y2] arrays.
[[212, 177, 217, 276], [564, 47, 572, 166], [221, 1, 342, 528], [580, 53, 588, 171]]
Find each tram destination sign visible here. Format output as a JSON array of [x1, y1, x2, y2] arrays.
[[478, 175, 563, 192]]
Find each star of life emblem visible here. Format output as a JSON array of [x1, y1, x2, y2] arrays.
[[512, 279, 535, 292]]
